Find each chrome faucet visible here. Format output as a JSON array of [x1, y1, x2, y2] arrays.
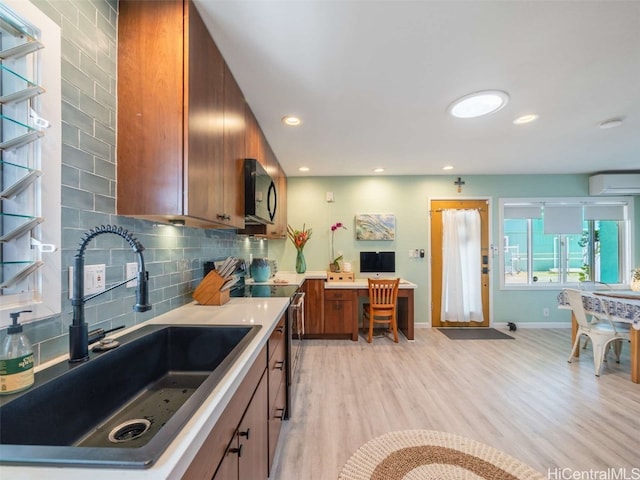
[[69, 225, 151, 363]]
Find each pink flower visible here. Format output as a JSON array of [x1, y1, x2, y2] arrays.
[[330, 222, 347, 262]]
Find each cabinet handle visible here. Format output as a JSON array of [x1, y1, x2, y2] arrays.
[[216, 213, 231, 221], [229, 444, 243, 458], [275, 360, 285, 371], [276, 324, 285, 334], [238, 428, 250, 440], [276, 408, 285, 420]]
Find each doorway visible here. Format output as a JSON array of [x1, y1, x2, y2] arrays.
[[430, 199, 490, 327]]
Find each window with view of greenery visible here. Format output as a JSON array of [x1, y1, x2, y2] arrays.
[[500, 198, 631, 288]]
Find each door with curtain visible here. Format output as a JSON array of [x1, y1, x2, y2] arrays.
[[430, 199, 490, 327]]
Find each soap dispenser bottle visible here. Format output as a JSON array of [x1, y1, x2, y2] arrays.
[[0, 310, 35, 395]]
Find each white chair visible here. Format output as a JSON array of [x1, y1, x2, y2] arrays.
[[577, 281, 612, 350], [565, 289, 630, 376]]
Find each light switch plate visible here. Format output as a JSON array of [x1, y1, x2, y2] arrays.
[[126, 262, 137, 288]]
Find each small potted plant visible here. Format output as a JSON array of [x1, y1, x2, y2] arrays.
[[330, 222, 346, 272]]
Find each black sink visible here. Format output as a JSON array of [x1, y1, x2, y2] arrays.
[[0, 324, 260, 469]]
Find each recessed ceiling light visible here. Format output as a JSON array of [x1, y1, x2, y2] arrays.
[[448, 90, 509, 119], [513, 114, 539, 125], [373, 168, 385, 173], [298, 166, 309, 172], [282, 115, 302, 126], [443, 165, 454, 171], [598, 118, 623, 129]]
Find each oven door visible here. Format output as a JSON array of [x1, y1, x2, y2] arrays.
[[286, 291, 304, 419]]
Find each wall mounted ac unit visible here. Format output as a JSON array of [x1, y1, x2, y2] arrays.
[[589, 174, 640, 196]]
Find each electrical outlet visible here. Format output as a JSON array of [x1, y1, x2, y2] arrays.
[[126, 262, 138, 288], [69, 264, 106, 298], [543, 307, 550, 317]]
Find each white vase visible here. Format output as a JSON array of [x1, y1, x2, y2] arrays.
[[631, 278, 640, 292]]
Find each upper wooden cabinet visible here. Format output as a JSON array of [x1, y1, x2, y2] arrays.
[[117, 0, 244, 228], [243, 107, 288, 239], [221, 63, 246, 228], [245, 107, 265, 169]]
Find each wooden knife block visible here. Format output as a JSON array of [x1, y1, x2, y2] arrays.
[[193, 270, 230, 305]]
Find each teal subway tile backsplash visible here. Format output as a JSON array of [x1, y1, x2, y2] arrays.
[[62, 144, 91, 169]]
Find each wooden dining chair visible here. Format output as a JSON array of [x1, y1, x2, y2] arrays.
[[363, 278, 400, 343]]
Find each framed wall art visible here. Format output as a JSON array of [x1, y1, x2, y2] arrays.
[[355, 214, 396, 240]]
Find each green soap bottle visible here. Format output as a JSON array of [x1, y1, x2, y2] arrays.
[[0, 310, 34, 395]]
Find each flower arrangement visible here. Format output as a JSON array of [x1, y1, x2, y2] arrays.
[[330, 222, 347, 271], [288, 224, 311, 274], [288, 224, 312, 251]]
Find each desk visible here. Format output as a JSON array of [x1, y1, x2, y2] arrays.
[[557, 290, 640, 383], [325, 280, 417, 341]]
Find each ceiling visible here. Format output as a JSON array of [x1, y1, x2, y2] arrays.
[[194, 1, 640, 177]]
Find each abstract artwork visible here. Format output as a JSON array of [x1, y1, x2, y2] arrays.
[[355, 214, 396, 240]]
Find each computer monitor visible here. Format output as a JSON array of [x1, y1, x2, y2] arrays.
[[359, 251, 395, 273]]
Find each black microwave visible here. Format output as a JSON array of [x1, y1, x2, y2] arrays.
[[244, 158, 276, 225]]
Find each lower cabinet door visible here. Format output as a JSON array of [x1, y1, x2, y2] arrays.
[[238, 372, 269, 480], [324, 299, 353, 334], [268, 379, 287, 472]]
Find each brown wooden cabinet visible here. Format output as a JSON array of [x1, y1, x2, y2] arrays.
[[324, 289, 355, 337], [302, 279, 325, 336], [245, 106, 265, 169], [117, 0, 243, 229], [182, 346, 268, 480], [219, 63, 246, 227], [214, 374, 268, 480], [267, 315, 287, 473]]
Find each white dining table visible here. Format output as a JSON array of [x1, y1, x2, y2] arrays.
[[558, 290, 640, 383]]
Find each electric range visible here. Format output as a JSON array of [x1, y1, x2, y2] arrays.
[[231, 284, 300, 299]]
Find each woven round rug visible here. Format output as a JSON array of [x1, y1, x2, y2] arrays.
[[338, 430, 545, 480]]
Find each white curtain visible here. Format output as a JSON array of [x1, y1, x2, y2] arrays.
[[441, 209, 484, 323]]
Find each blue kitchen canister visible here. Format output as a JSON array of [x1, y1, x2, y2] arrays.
[[251, 258, 271, 282]]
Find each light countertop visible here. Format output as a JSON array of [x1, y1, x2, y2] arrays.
[[1, 297, 289, 480], [324, 278, 417, 289], [246, 271, 417, 290], [245, 270, 327, 286]]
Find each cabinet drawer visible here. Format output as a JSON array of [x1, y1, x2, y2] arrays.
[[324, 289, 353, 301], [268, 379, 287, 472], [268, 340, 286, 404], [268, 315, 286, 360]]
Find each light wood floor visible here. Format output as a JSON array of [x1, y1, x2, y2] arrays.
[[271, 328, 639, 479]]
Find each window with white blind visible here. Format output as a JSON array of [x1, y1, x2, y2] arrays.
[[0, 1, 61, 326], [499, 197, 633, 289]]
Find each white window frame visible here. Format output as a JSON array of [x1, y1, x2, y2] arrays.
[[498, 197, 634, 290], [0, 0, 61, 327]]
